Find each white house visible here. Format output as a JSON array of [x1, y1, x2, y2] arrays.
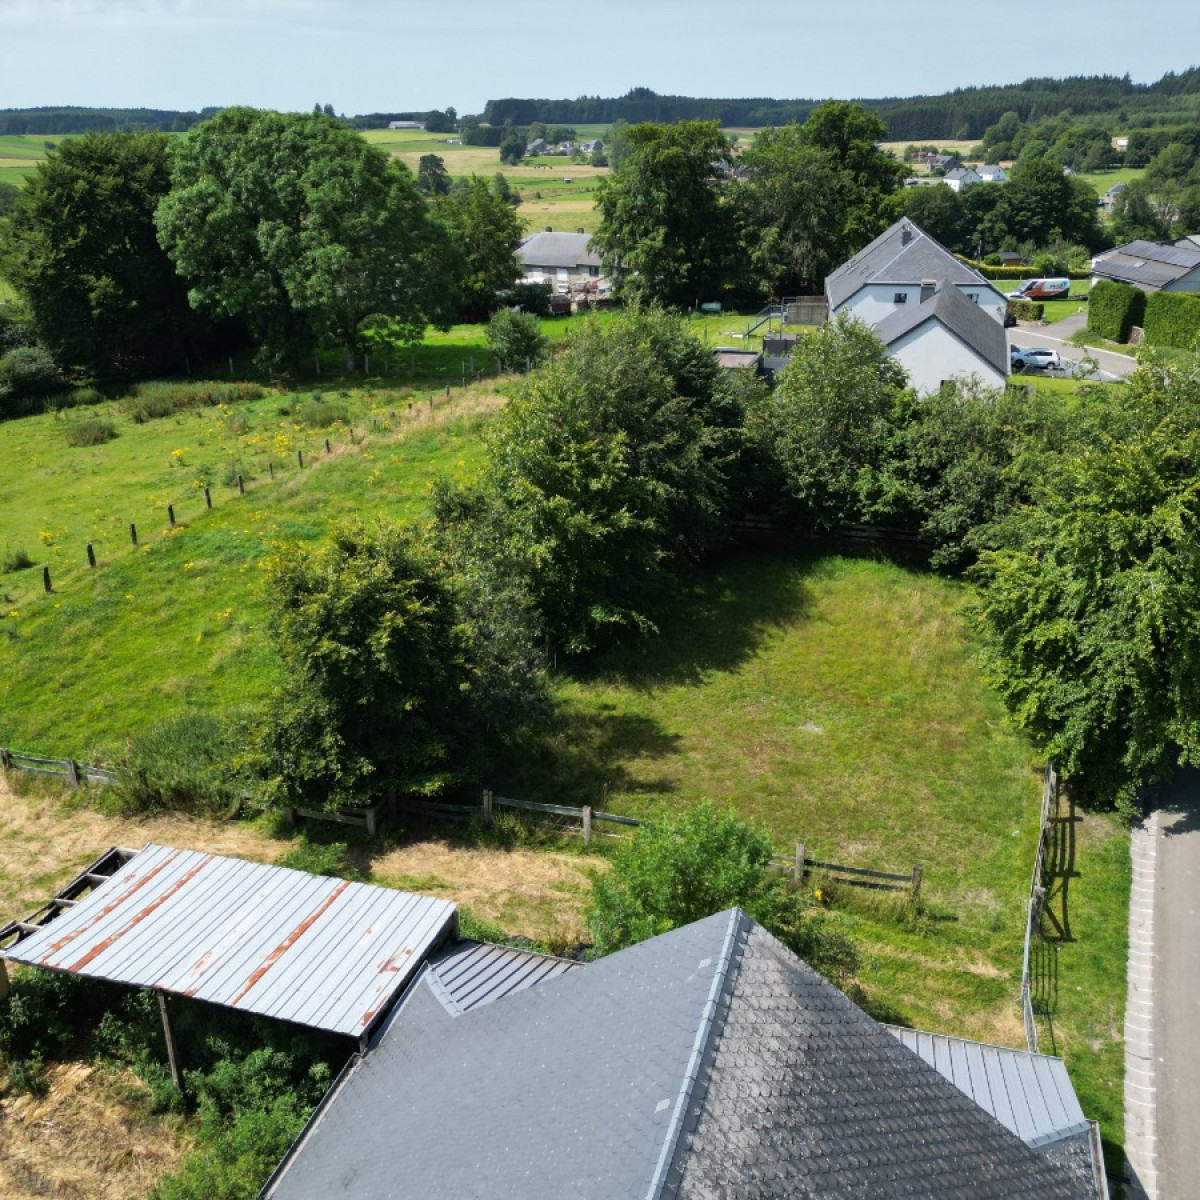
[[871, 282, 1010, 393], [943, 166, 982, 192], [977, 164, 1008, 183], [825, 217, 1009, 328], [517, 230, 603, 290]]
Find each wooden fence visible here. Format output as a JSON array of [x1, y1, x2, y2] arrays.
[[1020, 764, 1057, 1053], [0, 747, 116, 788], [406, 790, 922, 896]]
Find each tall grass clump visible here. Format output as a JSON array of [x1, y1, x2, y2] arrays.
[[1, 545, 34, 572], [292, 393, 353, 428], [121, 380, 265, 423], [113, 711, 252, 816], [63, 416, 117, 446]]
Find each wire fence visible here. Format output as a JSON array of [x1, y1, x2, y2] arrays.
[[1020, 764, 1057, 1053]]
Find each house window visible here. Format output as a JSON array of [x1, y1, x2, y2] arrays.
[[589, 265, 599, 277], [556, 268, 569, 282], [966, 293, 978, 303], [893, 292, 908, 304]]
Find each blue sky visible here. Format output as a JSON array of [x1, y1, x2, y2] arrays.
[[1, 0, 1195, 116]]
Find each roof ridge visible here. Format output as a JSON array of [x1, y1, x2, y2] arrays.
[[649, 907, 748, 1200], [652, 907, 744, 1200]]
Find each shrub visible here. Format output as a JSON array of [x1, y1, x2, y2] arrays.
[[485, 308, 549, 371], [1007, 299, 1044, 323], [1088, 279, 1146, 342], [588, 802, 861, 984], [1, 545, 34, 572], [0, 344, 63, 413], [1143, 291, 1200, 350], [63, 416, 117, 446]]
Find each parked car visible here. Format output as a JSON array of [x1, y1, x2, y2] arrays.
[[1011, 277, 1071, 301], [1010, 346, 1061, 370]]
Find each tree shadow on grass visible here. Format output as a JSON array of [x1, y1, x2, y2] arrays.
[[503, 549, 819, 807], [568, 546, 818, 691]]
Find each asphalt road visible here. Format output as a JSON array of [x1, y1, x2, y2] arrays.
[[1008, 312, 1138, 383], [1153, 768, 1200, 1199]]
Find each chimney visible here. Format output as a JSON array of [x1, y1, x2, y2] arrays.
[[920, 279, 936, 303], [901, 224, 913, 246], [545, 226, 553, 232]]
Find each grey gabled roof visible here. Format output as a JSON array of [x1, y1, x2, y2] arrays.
[[826, 217, 999, 310], [873, 280, 1010, 378], [518, 230, 602, 270], [1092, 238, 1200, 290], [265, 910, 1094, 1200]]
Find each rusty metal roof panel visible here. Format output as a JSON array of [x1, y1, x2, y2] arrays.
[[2, 844, 456, 1037]]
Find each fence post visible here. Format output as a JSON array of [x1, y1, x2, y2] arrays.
[[269, 462, 275, 480], [168, 504, 176, 527], [297, 450, 304, 469], [794, 842, 806, 883], [582, 805, 592, 846], [87, 543, 96, 568], [129, 522, 137, 546], [236, 474, 245, 495], [911, 864, 923, 901], [43, 566, 52, 593], [205, 486, 212, 509], [66, 759, 81, 789], [482, 788, 493, 823], [365, 805, 377, 837], [0, 747, 11, 770], [324, 438, 331, 454]]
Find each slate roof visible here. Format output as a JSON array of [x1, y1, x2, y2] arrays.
[[825, 217, 1000, 310], [872, 281, 1010, 378], [265, 910, 1095, 1199], [518, 230, 602, 270], [1091, 238, 1200, 290]]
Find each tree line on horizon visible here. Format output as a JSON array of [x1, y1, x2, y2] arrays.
[[2, 66, 1196, 139]]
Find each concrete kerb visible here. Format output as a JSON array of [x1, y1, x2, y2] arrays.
[[1124, 809, 1160, 1200]]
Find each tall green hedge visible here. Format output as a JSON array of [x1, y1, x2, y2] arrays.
[[1143, 291, 1200, 349], [1088, 280, 1146, 342]]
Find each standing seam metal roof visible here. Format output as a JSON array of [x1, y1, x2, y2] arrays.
[[424, 939, 580, 1013], [2, 844, 457, 1038], [886, 1025, 1088, 1148]]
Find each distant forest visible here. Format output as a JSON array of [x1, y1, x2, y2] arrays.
[[3, 69, 1198, 139], [484, 71, 1200, 139]]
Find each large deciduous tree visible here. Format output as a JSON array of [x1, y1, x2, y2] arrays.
[[156, 107, 454, 370], [0, 132, 202, 377], [592, 121, 732, 306], [972, 354, 1200, 811], [257, 520, 473, 811], [736, 104, 903, 296], [464, 308, 739, 653], [435, 176, 525, 316]]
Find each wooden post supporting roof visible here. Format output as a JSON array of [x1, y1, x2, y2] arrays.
[[156, 990, 183, 1092]]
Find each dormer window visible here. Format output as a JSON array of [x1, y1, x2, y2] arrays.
[[894, 292, 908, 304]]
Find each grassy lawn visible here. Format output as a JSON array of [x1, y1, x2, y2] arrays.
[[0, 383, 499, 753], [995, 277, 1092, 325]]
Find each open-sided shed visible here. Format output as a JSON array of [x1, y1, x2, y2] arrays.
[[0, 844, 457, 1046]]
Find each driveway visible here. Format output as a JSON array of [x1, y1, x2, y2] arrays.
[[1151, 769, 1200, 1200], [1008, 313, 1138, 383]]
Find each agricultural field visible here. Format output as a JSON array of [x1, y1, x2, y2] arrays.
[[0, 133, 74, 187]]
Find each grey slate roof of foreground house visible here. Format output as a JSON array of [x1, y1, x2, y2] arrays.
[[264, 909, 1095, 1200], [825, 217, 1001, 310], [872, 280, 1010, 377]]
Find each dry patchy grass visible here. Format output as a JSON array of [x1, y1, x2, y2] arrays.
[[0, 1062, 192, 1200]]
